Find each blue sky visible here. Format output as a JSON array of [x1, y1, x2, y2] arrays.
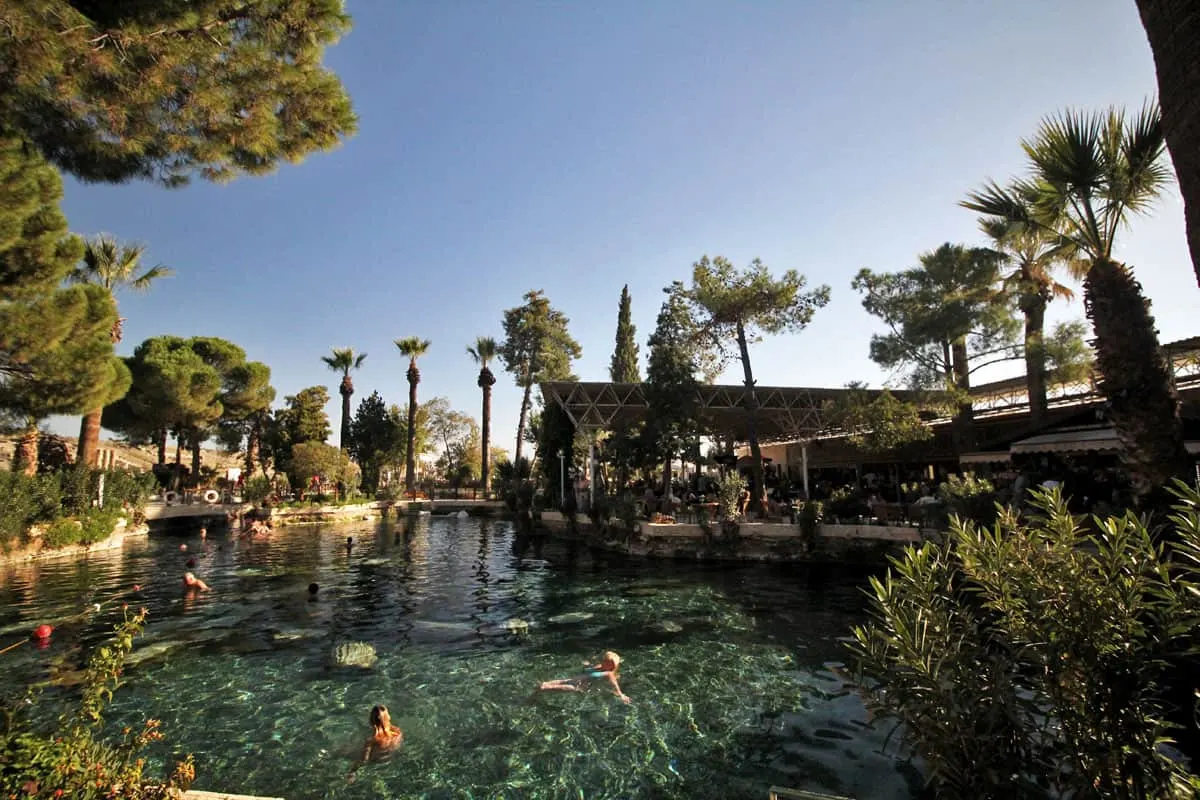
[[52, 0, 1199, 456]]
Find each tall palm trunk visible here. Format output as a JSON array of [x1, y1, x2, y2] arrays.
[[1085, 258, 1192, 497], [950, 338, 975, 453], [191, 435, 202, 488], [76, 409, 102, 466], [13, 424, 38, 476], [479, 366, 495, 494], [338, 375, 353, 452], [514, 381, 532, 464], [1021, 293, 1049, 425], [405, 362, 419, 492], [1136, 0, 1200, 288], [735, 322, 766, 517]]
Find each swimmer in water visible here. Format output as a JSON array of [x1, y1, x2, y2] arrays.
[[182, 572, 210, 592], [537, 650, 630, 703], [349, 704, 403, 781]]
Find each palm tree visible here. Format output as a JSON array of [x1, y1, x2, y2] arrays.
[[978, 212, 1081, 426], [67, 235, 172, 466], [395, 336, 431, 493], [1135, 0, 1200, 288], [321, 347, 367, 453], [963, 103, 1193, 497], [467, 336, 498, 495]]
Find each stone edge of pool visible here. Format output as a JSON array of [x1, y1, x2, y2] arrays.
[[535, 511, 931, 563]]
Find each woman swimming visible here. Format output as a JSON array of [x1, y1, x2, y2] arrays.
[[537, 650, 631, 704], [349, 704, 403, 781]]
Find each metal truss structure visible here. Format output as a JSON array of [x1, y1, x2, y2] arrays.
[[539, 381, 921, 444]]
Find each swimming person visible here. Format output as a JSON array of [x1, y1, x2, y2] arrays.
[[182, 572, 210, 592], [349, 704, 403, 781], [537, 651, 631, 704]]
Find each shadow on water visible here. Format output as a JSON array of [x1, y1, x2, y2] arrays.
[[0, 516, 917, 800]]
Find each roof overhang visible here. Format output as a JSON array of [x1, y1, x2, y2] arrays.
[[539, 381, 925, 443]]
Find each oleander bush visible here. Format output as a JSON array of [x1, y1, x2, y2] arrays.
[[850, 484, 1200, 798], [0, 607, 195, 799]]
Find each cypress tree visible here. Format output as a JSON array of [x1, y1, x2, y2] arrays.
[[643, 288, 701, 494], [0, 136, 128, 473], [1, 1, 356, 186], [609, 284, 641, 383]]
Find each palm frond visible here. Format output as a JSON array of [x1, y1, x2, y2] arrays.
[[321, 347, 364, 376], [395, 337, 432, 359], [467, 335, 498, 365], [130, 264, 174, 291]]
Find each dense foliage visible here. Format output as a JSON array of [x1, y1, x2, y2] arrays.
[[0, 467, 156, 551], [1, 0, 356, 186], [851, 485, 1200, 798], [1, 607, 195, 799]]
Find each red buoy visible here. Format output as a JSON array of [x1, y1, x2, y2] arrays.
[[32, 624, 52, 640]]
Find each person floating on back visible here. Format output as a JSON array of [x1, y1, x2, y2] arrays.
[[537, 650, 631, 704], [349, 704, 403, 781]]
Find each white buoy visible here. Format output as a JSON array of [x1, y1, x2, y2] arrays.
[[456, 510, 469, 519]]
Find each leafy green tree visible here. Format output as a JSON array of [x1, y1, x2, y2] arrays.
[[0, 137, 127, 473], [264, 385, 330, 479], [643, 287, 702, 496], [500, 290, 581, 463], [535, 400, 577, 510], [346, 390, 399, 493], [683, 256, 830, 514], [1, 1, 356, 186], [215, 361, 275, 475], [963, 104, 1193, 497], [288, 440, 359, 496], [67, 235, 173, 465], [1042, 320, 1095, 390], [825, 382, 933, 454], [852, 244, 1018, 452], [609, 284, 640, 383], [978, 214, 1080, 425], [1135, 0, 1200, 288], [320, 347, 366, 452], [395, 336, 430, 493], [851, 486, 1200, 797], [467, 336, 498, 493]]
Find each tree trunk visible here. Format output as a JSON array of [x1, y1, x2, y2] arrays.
[[1084, 258, 1193, 497], [339, 376, 353, 453], [13, 424, 38, 476], [950, 338, 976, 453], [735, 322, 767, 517], [1022, 295, 1049, 426], [156, 429, 167, 465], [405, 362, 420, 492], [1136, 0, 1200, 288], [191, 436, 202, 488], [77, 408, 102, 467], [515, 381, 532, 464], [479, 367, 495, 494], [245, 422, 261, 476]]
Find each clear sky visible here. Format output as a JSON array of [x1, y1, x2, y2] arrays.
[[51, 0, 1200, 456]]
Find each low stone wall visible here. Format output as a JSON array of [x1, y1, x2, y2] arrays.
[[0, 517, 149, 565], [262, 499, 506, 527], [536, 512, 925, 564]]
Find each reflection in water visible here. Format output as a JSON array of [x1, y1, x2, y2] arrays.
[[0, 517, 920, 800]]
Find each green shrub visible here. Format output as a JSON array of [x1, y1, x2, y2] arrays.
[[41, 517, 83, 548], [849, 484, 1200, 798], [243, 475, 273, 504], [825, 486, 870, 520], [938, 471, 998, 526], [714, 472, 746, 523], [796, 500, 823, 550], [1, 607, 195, 798]]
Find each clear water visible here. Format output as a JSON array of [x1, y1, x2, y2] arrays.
[[0, 517, 920, 799]]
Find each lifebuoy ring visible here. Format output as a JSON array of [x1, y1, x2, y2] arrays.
[[203, 489, 221, 504], [164, 491, 179, 505]]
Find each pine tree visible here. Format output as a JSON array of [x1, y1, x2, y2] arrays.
[[609, 285, 641, 383], [643, 288, 701, 494], [0, 136, 128, 473], [1, 1, 357, 186]]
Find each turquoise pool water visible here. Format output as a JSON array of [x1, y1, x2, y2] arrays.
[[0, 517, 920, 799]]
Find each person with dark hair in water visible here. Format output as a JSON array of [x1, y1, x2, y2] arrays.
[[349, 704, 403, 781]]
